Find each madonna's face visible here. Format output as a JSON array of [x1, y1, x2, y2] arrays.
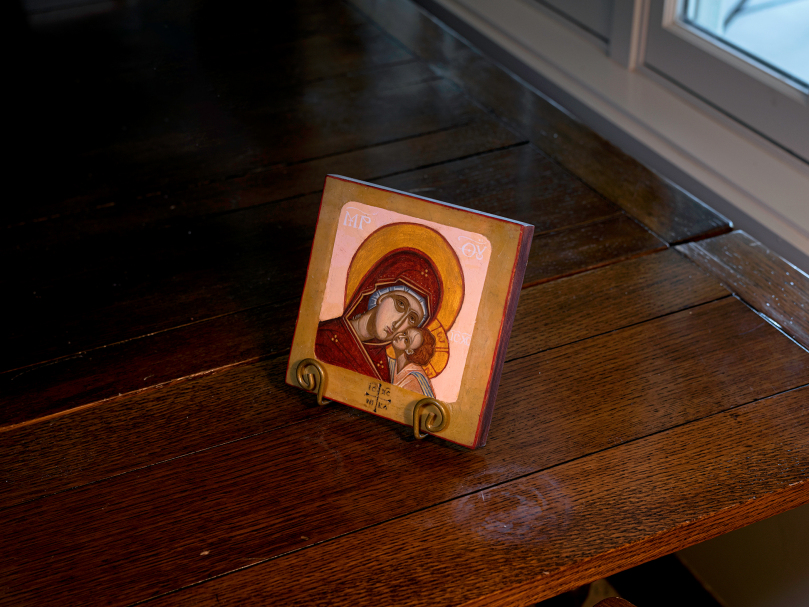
[[371, 292, 424, 341]]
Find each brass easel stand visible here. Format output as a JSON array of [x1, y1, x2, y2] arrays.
[[295, 359, 450, 439], [412, 398, 450, 439], [295, 358, 330, 406]]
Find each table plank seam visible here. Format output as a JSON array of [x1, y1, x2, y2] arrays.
[[230, 55, 427, 96], [2, 245, 701, 428], [504, 292, 734, 364], [1, 357, 265, 435], [346, 1, 561, 169], [238, 114, 472, 175], [523, 246, 667, 288], [676, 233, 809, 351], [367, 140, 531, 184], [5, 128, 527, 252], [126, 382, 809, 607], [738, 299, 809, 355], [0, 296, 303, 379], [5, 110, 475, 232], [0, 407, 338, 513], [529, 211, 626, 239]]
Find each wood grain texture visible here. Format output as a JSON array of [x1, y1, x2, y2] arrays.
[[0, 250, 730, 506], [497, 297, 809, 458], [374, 147, 666, 287], [523, 214, 666, 286], [593, 600, 636, 607], [374, 145, 619, 235], [3, 145, 649, 378], [3, 192, 320, 373], [0, 212, 662, 427], [506, 248, 729, 359], [348, 0, 731, 244], [8, 0, 411, 224], [678, 231, 809, 350], [5, 2, 806, 606], [2, 298, 806, 604], [0, 355, 330, 508], [0, 303, 297, 427], [5, 59, 469, 243], [7, 116, 522, 262], [146, 386, 809, 607], [4, 118, 522, 374]]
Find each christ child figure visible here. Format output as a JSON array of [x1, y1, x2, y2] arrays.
[[388, 327, 437, 398]]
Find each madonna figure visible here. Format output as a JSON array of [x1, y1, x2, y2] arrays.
[[315, 222, 463, 389]]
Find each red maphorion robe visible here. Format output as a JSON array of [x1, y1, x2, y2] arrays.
[[314, 317, 390, 381]]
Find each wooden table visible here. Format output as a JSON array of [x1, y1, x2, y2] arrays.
[[3, 0, 809, 604]]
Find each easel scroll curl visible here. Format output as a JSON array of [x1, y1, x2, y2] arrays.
[[295, 358, 330, 406], [413, 398, 450, 439]]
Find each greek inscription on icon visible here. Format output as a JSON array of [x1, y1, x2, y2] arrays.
[[448, 330, 471, 346], [343, 206, 372, 230], [458, 235, 488, 260], [365, 382, 391, 412]]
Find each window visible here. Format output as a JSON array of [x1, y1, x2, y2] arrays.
[[683, 0, 809, 86], [644, 0, 809, 162]]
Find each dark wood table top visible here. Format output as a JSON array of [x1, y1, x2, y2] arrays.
[[3, 0, 809, 605]]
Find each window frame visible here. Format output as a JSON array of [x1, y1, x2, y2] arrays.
[[643, 0, 809, 162]]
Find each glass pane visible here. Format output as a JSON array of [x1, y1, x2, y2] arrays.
[[682, 0, 809, 87]]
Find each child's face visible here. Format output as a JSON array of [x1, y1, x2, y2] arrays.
[[392, 327, 423, 355]]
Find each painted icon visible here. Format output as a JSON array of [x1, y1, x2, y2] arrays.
[[287, 176, 533, 448], [317, 204, 491, 404]]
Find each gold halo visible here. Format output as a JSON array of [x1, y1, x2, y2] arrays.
[[345, 223, 463, 334], [422, 321, 450, 378]]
